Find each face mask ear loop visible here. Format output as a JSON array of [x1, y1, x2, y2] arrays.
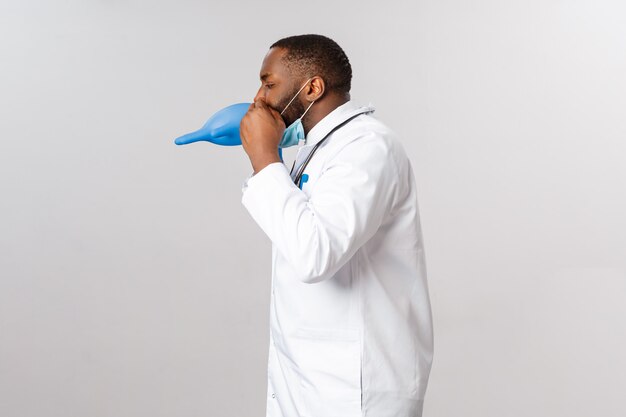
[[280, 77, 314, 116], [301, 100, 315, 119]]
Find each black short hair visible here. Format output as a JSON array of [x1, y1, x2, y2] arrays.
[[270, 34, 352, 95]]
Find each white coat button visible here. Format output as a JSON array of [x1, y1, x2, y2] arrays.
[[271, 393, 275, 398]]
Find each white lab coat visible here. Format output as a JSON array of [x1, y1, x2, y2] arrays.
[[241, 100, 434, 417]]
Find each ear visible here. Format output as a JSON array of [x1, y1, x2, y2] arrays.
[[305, 76, 325, 102]]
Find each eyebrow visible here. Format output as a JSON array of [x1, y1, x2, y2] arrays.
[[260, 72, 272, 81]]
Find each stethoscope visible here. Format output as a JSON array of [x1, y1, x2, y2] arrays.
[[289, 113, 362, 189]]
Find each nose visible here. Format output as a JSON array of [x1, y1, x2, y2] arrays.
[[254, 86, 265, 102]]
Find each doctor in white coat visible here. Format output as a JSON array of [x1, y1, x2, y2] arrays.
[[239, 34, 434, 417]]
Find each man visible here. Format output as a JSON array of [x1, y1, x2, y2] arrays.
[[240, 34, 434, 417]]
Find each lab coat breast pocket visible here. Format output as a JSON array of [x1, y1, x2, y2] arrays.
[[293, 327, 362, 417]]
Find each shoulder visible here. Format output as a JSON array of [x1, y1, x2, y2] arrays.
[[327, 112, 410, 174]]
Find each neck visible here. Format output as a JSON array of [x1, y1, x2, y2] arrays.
[[302, 93, 350, 135]]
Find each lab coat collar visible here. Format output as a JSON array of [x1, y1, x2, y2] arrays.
[[303, 100, 375, 147]]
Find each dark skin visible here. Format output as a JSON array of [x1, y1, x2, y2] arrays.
[[240, 47, 350, 175]]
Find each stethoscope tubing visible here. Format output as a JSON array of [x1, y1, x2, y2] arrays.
[[290, 113, 361, 188]]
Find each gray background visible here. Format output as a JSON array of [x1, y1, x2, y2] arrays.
[[1, 0, 625, 416]]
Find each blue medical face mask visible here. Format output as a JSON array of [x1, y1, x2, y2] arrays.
[[279, 78, 315, 148]]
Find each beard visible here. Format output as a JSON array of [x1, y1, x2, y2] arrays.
[[272, 84, 306, 127]]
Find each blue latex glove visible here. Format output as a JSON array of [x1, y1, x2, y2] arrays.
[[174, 102, 251, 146]]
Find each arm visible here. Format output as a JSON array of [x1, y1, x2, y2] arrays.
[[241, 134, 397, 284]]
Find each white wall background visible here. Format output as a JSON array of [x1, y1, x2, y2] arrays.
[[1, 0, 624, 416]]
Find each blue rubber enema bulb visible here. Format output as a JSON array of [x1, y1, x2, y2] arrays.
[[174, 103, 251, 146], [174, 102, 284, 161]]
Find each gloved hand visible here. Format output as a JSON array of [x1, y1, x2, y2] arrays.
[[174, 102, 251, 146]]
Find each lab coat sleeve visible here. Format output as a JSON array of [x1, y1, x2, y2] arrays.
[[241, 134, 397, 284], [241, 171, 254, 192]]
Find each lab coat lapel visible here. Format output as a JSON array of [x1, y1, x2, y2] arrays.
[[290, 102, 375, 181]]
